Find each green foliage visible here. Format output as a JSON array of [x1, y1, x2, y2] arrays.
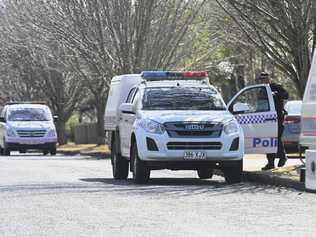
[[66, 113, 80, 142]]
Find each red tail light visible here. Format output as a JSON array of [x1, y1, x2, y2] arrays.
[[284, 116, 301, 124]]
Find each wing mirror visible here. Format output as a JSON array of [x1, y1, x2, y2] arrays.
[[233, 102, 250, 114], [119, 103, 135, 114], [0, 117, 6, 123], [53, 115, 59, 123]]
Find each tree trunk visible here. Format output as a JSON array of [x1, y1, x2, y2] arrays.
[[57, 117, 67, 145], [95, 101, 106, 145]]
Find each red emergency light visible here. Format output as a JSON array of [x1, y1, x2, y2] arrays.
[[183, 71, 208, 78]]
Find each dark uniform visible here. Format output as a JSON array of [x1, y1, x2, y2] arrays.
[[266, 83, 289, 168]]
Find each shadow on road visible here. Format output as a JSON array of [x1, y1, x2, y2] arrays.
[[79, 177, 293, 197], [0, 177, 295, 197], [0, 153, 98, 160]]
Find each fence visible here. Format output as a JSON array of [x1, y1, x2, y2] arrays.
[[74, 123, 98, 144]]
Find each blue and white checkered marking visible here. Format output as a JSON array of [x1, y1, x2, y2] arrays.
[[235, 113, 277, 125]]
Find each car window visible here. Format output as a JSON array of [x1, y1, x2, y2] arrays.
[[126, 88, 136, 103], [142, 87, 226, 111], [230, 87, 270, 114], [132, 89, 139, 104], [7, 107, 51, 121], [285, 101, 302, 115]]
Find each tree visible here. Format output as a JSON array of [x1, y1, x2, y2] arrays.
[[0, 0, 85, 144], [0, 0, 208, 145], [24, 0, 206, 144], [216, 0, 315, 97]]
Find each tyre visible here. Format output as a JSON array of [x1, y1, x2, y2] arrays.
[[3, 148, 10, 156], [3, 141, 10, 156], [197, 168, 213, 179], [50, 148, 56, 156], [43, 150, 49, 155], [50, 144, 57, 155], [20, 150, 26, 154], [223, 160, 243, 184], [131, 142, 150, 184], [111, 137, 129, 179]]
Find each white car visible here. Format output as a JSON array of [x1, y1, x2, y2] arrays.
[[0, 102, 58, 156], [105, 71, 279, 184], [301, 50, 316, 190]]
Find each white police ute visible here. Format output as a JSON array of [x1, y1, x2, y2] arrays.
[[104, 71, 278, 184], [0, 102, 58, 156]]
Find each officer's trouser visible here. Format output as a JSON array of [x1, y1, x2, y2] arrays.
[[267, 119, 286, 164]]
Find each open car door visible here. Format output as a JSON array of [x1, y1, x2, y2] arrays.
[[227, 84, 278, 154]]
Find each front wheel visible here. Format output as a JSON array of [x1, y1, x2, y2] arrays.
[[111, 138, 129, 180], [131, 142, 150, 184], [3, 141, 10, 156], [197, 168, 213, 179], [3, 147, 10, 156], [223, 160, 243, 184], [50, 146, 57, 156]]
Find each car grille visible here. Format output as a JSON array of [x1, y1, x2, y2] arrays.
[[16, 130, 47, 138], [164, 122, 222, 138], [167, 142, 222, 150]]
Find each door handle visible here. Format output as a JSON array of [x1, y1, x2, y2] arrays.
[[124, 119, 128, 122], [264, 118, 277, 122]]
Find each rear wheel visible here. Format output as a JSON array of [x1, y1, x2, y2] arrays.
[[43, 150, 49, 155], [111, 137, 129, 179], [223, 160, 243, 184], [131, 142, 150, 184], [197, 168, 213, 179]]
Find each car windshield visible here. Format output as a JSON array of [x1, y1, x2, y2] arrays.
[[7, 108, 51, 121], [285, 101, 302, 115], [142, 87, 226, 111]]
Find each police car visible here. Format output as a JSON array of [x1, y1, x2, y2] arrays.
[[0, 102, 58, 156], [104, 71, 278, 184]]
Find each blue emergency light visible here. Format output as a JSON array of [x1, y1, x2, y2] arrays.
[[141, 71, 208, 80], [142, 71, 168, 78]]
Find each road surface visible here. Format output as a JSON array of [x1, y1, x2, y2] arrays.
[[0, 153, 314, 237]]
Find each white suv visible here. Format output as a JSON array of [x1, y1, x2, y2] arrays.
[[0, 103, 58, 156], [105, 71, 279, 184]]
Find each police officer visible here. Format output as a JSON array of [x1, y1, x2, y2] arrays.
[[256, 72, 289, 170]]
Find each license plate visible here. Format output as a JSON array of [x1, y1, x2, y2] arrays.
[[184, 151, 206, 160], [22, 140, 42, 145]]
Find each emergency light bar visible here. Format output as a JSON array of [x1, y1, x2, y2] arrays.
[[141, 71, 208, 81]]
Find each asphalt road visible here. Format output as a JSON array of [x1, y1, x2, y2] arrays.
[[0, 153, 315, 237]]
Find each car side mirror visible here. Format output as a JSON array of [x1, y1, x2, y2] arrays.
[[233, 102, 250, 114], [53, 115, 59, 123], [119, 103, 135, 114], [0, 117, 6, 123]]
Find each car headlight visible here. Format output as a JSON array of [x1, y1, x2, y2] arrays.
[[223, 120, 239, 135], [47, 129, 57, 137], [137, 119, 165, 134], [6, 127, 16, 137]]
